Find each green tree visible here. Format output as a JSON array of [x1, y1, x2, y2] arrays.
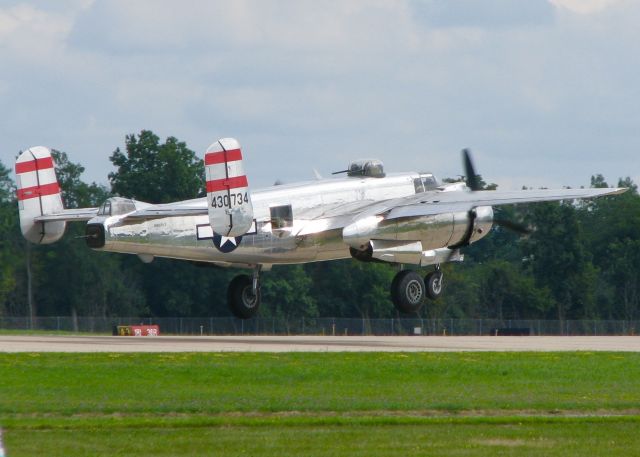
[[425, 263, 480, 319], [0, 161, 22, 315], [580, 177, 640, 319], [475, 260, 553, 320], [31, 152, 147, 318], [306, 260, 396, 319], [0, 161, 14, 201], [523, 201, 597, 319], [109, 130, 204, 204], [261, 265, 318, 322], [590, 174, 609, 189], [51, 150, 109, 208], [106, 131, 223, 317], [130, 259, 235, 317]]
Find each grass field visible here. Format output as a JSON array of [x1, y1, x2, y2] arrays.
[[1, 352, 639, 456]]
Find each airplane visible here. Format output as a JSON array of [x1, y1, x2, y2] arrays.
[[15, 139, 626, 318]]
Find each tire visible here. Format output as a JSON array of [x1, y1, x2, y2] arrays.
[[228, 274, 261, 319], [390, 270, 426, 314], [424, 270, 444, 300]]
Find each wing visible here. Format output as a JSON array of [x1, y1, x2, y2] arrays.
[[297, 187, 626, 235], [384, 187, 627, 220]]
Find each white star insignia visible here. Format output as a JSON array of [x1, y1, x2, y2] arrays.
[[219, 236, 238, 246]]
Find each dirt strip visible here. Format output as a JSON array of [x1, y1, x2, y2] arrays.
[[5, 409, 640, 419]]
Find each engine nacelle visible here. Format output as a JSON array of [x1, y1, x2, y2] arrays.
[[443, 206, 494, 249], [473, 206, 493, 241], [343, 216, 386, 251], [343, 206, 493, 264]]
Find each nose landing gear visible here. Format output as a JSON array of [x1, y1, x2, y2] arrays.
[[390, 266, 443, 314]]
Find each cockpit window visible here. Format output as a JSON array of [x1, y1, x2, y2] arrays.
[[111, 199, 136, 215], [98, 201, 111, 216], [414, 174, 438, 194], [421, 174, 438, 190], [97, 198, 137, 216]]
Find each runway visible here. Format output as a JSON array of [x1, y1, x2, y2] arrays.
[[1, 335, 639, 352]]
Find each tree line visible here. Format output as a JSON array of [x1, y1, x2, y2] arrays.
[[1, 130, 639, 321]]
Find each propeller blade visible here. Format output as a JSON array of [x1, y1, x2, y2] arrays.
[[462, 148, 481, 191], [494, 218, 531, 235], [444, 247, 459, 264]]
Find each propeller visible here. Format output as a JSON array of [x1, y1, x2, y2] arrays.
[[462, 148, 531, 235], [493, 218, 531, 235], [444, 149, 531, 263], [463, 148, 481, 191]]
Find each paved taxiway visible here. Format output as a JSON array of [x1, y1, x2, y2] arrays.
[[1, 335, 639, 352]]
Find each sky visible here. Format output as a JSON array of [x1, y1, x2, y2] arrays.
[[1, 0, 638, 191]]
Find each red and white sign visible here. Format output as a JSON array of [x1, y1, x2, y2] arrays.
[[129, 325, 160, 336]]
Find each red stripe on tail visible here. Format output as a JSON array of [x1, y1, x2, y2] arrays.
[[205, 149, 242, 165], [15, 157, 54, 174], [206, 175, 248, 193], [16, 182, 61, 201]]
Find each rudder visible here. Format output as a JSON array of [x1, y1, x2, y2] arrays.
[[204, 138, 254, 237], [15, 146, 66, 244]]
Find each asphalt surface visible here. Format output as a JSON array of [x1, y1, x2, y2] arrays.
[[1, 335, 639, 352]]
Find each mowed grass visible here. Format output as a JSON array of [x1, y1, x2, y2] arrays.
[[8, 418, 640, 457], [1, 352, 640, 456]]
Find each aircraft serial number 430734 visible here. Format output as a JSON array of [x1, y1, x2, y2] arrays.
[[15, 139, 625, 318]]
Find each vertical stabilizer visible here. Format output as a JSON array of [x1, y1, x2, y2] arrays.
[[15, 146, 66, 244], [204, 138, 254, 237]]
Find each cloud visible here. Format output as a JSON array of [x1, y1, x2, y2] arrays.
[[549, 0, 623, 14], [69, 0, 416, 55], [1, 0, 639, 191], [0, 4, 72, 59], [412, 0, 554, 28]]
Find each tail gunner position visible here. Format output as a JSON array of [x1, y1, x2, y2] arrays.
[[15, 139, 626, 318]]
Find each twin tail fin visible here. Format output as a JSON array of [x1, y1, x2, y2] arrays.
[[15, 147, 66, 244]]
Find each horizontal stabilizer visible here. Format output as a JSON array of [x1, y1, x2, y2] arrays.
[[122, 202, 208, 221], [34, 207, 99, 222]]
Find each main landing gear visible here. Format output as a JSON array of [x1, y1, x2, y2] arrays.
[[228, 265, 262, 319], [390, 266, 443, 314]]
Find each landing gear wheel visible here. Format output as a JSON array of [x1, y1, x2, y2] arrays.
[[424, 270, 444, 300], [390, 270, 426, 314], [228, 274, 261, 319]]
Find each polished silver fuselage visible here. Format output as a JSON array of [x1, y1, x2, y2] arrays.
[[92, 173, 492, 268]]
